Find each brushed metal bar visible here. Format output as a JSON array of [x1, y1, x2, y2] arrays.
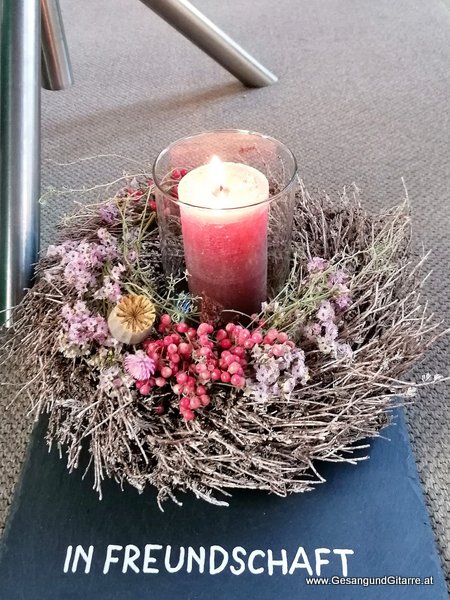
[[139, 0, 277, 87], [41, 0, 73, 91], [0, 0, 41, 326]]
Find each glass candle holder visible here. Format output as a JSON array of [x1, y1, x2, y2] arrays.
[[153, 129, 297, 317]]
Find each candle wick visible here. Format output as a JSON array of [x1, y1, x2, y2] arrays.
[[219, 185, 224, 192]]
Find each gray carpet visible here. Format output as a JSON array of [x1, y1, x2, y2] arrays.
[[1, 0, 450, 585]]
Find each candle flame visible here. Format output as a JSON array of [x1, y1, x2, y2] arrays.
[[209, 155, 225, 191]]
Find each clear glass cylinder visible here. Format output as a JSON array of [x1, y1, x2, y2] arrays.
[[153, 129, 297, 317]]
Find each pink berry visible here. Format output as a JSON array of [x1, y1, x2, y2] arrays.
[[178, 342, 192, 355], [180, 397, 190, 409], [171, 353, 180, 363], [272, 344, 285, 357], [160, 314, 172, 327], [200, 394, 210, 406], [211, 369, 221, 381], [149, 200, 157, 211], [221, 371, 231, 383], [198, 371, 211, 382], [216, 329, 228, 341], [183, 409, 195, 421], [228, 362, 241, 374], [244, 339, 255, 350], [190, 396, 201, 410], [198, 347, 211, 357], [187, 327, 197, 338], [224, 354, 236, 367], [180, 168, 188, 177], [172, 383, 181, 395], [220, 339, 232, 349], [266, 329, 278, 342], [176, 322, 189, 333], [231, 374, 245, 388], [148, 342, 159, 354], [225, 323, 236, 333], [233, 346, 245, 358], [198, 334, 210, 345], [251, 332, 263, 344], [196, 385, 206, 396], [172, 169, 181, 180], [140, 383, 151, 395], [163, 335, 174, 346], [277, 332, 288, 343], [154, 404, 165, 415], [167, 343, 178, 354], [161, 366, 172, 378], [155, 377, 166, 387], [142, 339, 152, 351], [197, 323, 210, 336], [135, 379, 146, 389], [176, 372, 188, 384]]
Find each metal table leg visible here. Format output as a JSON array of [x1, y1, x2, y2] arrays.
[[0, 0, 41, 326], [41, 0, 73, 91], [139, 0, 277, 87]]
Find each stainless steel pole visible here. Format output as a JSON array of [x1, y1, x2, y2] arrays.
[[139, 0, 277, 87], [0, 0, 41, 326], [41, 0, 73, 91]]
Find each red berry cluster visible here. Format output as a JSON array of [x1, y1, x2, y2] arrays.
[[169, 168, 188, 199], [124, 179, 158, 211], [135, 314, 292, 421]]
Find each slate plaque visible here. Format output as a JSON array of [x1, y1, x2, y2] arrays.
[[0, 410, 447, 599]]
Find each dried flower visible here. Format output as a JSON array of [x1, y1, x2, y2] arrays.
[[307, 257, 329, 273], [99, 203, 119, 224], [328, 269, 349, 286], [108, 294, 156, 344], [124, 351, 155, 380], [317, 301, 335, 323]]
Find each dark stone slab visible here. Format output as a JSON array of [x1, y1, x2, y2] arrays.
[[0, 410, 447, 600]]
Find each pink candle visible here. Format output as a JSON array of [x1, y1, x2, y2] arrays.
[[177, 157, 270, 315]]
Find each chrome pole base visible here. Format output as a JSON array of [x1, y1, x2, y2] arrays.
[[0, 0, 41, 326]]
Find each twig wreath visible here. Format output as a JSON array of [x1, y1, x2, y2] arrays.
[[2, 175, 447, 506]]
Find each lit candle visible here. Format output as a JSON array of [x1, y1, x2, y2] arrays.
[[177, 156, 270, 315]]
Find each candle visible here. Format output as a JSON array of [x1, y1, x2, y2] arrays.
[[177, 156, 270, 315]]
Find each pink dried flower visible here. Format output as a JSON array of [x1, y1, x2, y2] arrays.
[[61, 302, 109, 346], [317, 301, 335, 323], [303, 322, 321, 341], [110, 264, 126, 282], [94, 276, 122, 303], [124, 351, 156, 381], [99, 203, 119, 224], [307, 257, 329, 273], [329, 269, 349, 286], [126, 250, 138, 264], [334, 294, 352, 311]]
